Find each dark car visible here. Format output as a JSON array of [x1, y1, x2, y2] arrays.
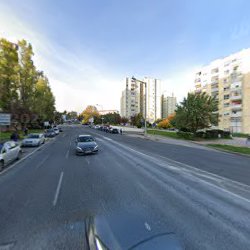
[[44, 128, 56, 138], [111, 128, 119, 134], [85, 211, 183, 250], [58, 127, 63, 132], [75, 135, 98, 155]]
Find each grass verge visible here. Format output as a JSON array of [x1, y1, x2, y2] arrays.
[[0, 129, 44, 142], [147, 129, 181, 139], [207, 144, 250, 155]]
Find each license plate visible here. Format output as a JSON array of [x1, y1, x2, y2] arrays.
[[85, 150, 91, 154]]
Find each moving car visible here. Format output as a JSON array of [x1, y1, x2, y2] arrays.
[[0, 141, 22, 171], [75, 135, 98, 155], [111, 128, 119, 134], [44, 129, 56, 138], [22, 133, 45, 147], [53, 127, 59, 135]]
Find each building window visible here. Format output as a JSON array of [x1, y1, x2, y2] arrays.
[[224, 103, 230, 107], [224, 70, 230, 75], [211, 68, 219, 74], [224, 95, 230, 100]]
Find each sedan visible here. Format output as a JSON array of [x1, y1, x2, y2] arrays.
[[0, 141, 22, 171], [22, 133, 45, 147], [75, 135, 98, 155], [44, 129, 56, 138], [53, 127, 59, 135]]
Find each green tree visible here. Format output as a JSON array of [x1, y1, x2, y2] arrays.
[[18, 39, 37, 118], [175, 92, 218, 133], [131, 113, 143, 128], [0, 39, 19, 112]]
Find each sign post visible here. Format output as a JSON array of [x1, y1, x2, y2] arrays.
[[0, 113, 11, 142]]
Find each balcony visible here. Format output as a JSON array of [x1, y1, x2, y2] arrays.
[[231, 112, 242, 118], [231, 95, 242, 101], [211, 87, 219, 92], [231, 104, 242, 110]]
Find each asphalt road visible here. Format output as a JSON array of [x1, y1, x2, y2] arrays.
[[0, 125, 250, 249]]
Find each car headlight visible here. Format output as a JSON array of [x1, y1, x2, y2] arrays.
[[94, 145, 98, 150], [76, 147, 83, 151]]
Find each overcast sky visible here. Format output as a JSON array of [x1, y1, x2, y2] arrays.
[[1, 0, 250, 112]]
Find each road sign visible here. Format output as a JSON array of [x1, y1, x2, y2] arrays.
[[0, 113, 11, 126], [44, 121, 50, 127]]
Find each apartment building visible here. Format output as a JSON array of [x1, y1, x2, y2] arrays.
[[194, 49, 250, 133], [120, 77, 162, 123], [120, 77, 140, 118], [162, 94, 177, 118]]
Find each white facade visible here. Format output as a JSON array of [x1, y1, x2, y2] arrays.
[[162, 94, 177, 118], [120, 77, 162, 123], [143, 77, 162, 123], [120, 77, 140, 118]]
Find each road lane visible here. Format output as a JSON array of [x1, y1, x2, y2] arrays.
[[0, 125, 250, 249]]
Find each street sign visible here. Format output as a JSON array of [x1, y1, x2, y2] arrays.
[[44, 121, 50, 127], [0, 113, 11, 126]]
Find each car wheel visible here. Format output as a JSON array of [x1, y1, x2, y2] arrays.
[[0, 161, 4, 171]]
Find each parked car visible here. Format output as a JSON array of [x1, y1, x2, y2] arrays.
[[58, 127, 63, 132], [44, 129, 56, 138], [53, 127, 59, 135], [75, 135, 99, 155], [22, 133, 45, 147], [0, 141, 22, 171]]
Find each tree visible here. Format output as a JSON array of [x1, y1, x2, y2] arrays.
[[101, 112, 121, 125], [175, 92, 218, 133], [131, 113, 143, 128], [120, 117, 129, 124], [81, 105, 99, 123], [0, 39, 19, 112], [158, 118, 171, 129]]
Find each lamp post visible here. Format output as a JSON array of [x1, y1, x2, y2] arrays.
[[131, 76, 147, 136]]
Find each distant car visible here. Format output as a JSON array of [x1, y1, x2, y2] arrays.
[[22, 133, 45, 147], [44, 129, 56, 138], [58, 127, 63, 132], [75, 135, 99, 155], [111, 128, 119, 134], [0, 141, 22, 171], [53, 127, 59, 135]]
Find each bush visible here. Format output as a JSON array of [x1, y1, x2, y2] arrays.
[[195, 129, 231, 139], [232, 132, 249, 138], [177, 131, 194, 140]]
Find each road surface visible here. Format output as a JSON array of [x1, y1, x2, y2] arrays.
[[0, 125, 250, 249]]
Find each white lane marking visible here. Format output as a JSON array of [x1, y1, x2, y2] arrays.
[[66, 150, 70, 159], [144, 222, 151, 231], [85, 158, 90, 165], [36, 155, 50, 169], [103, 136, 113, 141], [103, 139, 250, 204], [0, 141, 50, 176], [53, 171, 64, 206]]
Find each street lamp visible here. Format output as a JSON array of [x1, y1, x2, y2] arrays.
[[131, 76, 147, 136]]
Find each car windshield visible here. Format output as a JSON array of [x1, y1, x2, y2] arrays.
[[47, 129, 54, 132], [78, 136, 94, 142], [28, 134, 40, 139]]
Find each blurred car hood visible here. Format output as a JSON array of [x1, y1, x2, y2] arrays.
[[85, 211, 183, 250]]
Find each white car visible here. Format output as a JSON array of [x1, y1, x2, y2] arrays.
[[0, 141, 22, 171], [22, 133, 45, 147], [53, 127, 59, 135]]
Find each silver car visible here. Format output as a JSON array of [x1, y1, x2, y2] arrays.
[[75, 135, 99, 155], [0, 141, 22, 171], [22, 133, 45, 147]]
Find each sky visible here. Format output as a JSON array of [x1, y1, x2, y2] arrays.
[[1, 0, 250, 113]]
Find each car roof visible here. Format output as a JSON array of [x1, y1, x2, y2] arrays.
[[78, 134, 92, 137]]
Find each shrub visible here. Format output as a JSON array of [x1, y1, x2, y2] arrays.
[[177, 131, 194, 140]]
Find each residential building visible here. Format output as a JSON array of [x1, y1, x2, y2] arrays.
[[194, 48, 250, 133], [120, 77, 140, 118], [162, 94, 177, 118], [120, 77, 162, 123]]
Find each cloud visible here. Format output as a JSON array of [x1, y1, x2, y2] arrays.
[[0, 2, 122, 113]]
